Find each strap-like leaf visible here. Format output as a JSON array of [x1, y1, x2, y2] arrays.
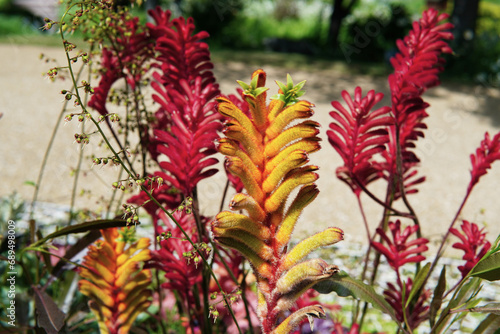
[[313, 271, 398, 322], [429, 265, 447, 327], [28, 219, 128, 249], [471, 251, 500, 281], [406, 262, 430, 307], [472, 313, 500, 334]]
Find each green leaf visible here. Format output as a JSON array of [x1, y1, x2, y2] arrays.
[[406, 262, 431, 308], [26, 219, 128, 249], [432, 277, 482, 334], [286, 73, 293, 89], [24, 180, 36, 187], [253, 87, 269, 97], [313, 271, 398, 322], [430, 266, 447, 327], [236, 80, 250, 90], [250, 74, 259, 88], [276, 80, 287, 93], [472, 314, 500, 334], [471, 252, 500, 281]]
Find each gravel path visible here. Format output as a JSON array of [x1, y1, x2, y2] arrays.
[[1, 43, 500, 257]]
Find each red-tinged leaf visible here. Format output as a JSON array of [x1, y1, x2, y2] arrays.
[[28, 220, 128, 249], [33, 287, 65, 334]]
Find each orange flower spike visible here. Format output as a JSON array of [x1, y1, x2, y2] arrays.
[[262, 150, 309, 193], [224, 122, 264, 165], [225, 156, 265, 202], [271, 305, 326, 334], [213, 211, 272, 240], [214, 70, 343, 333], [78, 227, 152, 334], [264, 138, 321, 175], [217, 97, 262, 142], [264, 166, 319, 213]]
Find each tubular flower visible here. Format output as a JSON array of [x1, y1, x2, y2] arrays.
[[382, 8, 454, 197], [78, 228, 152, 334], [88, 12, 155, 116], [467, 131, 500, 193], [450, 220, 491, 278], [212, 70, 343, 334], [148, 7, 222, 196], [327, 87, 393, 197], [371, 220, 429, 271], [384, 278, 431, 330]]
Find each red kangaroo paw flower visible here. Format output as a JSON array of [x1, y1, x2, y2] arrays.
[[371, 220, 429, 271], [327, 87, 393, 196], [450, 220, 491, 278], [468, 131, 500, 193]]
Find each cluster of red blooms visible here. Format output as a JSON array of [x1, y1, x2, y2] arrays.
[[327, 8, 497, 331]]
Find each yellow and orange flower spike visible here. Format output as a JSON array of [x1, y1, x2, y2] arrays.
[[79, 228, 152, 334], [213, 70, 344, 334]]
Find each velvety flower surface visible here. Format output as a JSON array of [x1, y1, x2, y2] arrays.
[[384, 278, 431, 330], [450, 220, 491, 277], [327, 87, 393, 196], [468, 132, 500, 193], [148, 7, 222, 196], [78, 228, 152, 334], [371, 220, 429, 271], [212, 70, 343, 334]]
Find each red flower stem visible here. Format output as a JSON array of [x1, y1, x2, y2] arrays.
[[394, 124, 422, 277], [394, 124, 421, 232], [357, 195, 371, 242], [354, 176, 414, 219], [353, 196, 370, 323], [426, 191, 470, 286], [359, 181, 395, 330]]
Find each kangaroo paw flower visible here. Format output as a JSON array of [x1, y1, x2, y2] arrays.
[[79, 228, 152, 334], [212, 70, 343, 334]]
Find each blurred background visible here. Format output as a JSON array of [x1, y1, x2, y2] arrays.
[[1, 0, 500, 85]]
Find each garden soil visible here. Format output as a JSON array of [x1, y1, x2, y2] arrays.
[[2, 43, 500, 256]]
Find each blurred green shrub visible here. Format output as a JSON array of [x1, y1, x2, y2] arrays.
[[182, 0, 243, 39], [446, 1, 500, 86], [339, 3, 413, 62]]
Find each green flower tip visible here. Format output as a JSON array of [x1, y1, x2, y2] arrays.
[[272, 74, 306, 106], [237, 75, 269, 98]]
